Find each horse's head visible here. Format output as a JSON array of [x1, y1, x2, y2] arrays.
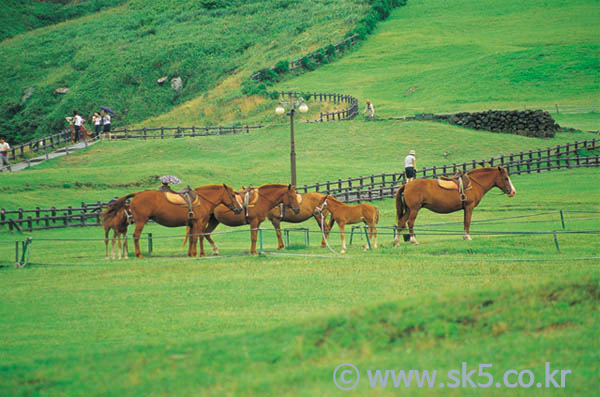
[[495, 166, 516, 197], [313, 195, 329, 215], [281, 185, 300, 214], [223, 184, 243, 214]]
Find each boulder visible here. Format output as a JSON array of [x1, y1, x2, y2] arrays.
[[170, 77, 183, 91]]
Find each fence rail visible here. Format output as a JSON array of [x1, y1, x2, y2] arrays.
[[6, 130, 73, 161], [296, 138, 600, 202], [278, 90, 359, 122]]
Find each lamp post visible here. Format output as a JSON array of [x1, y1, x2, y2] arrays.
[[276, 93, 308, 186]]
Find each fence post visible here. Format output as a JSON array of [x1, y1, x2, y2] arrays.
[[559, 210, 565, 229], [147, 233, 153, 256], [553, 232, 560, 252]]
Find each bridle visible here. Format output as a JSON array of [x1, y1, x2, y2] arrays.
[[315, 195, 329, 213]]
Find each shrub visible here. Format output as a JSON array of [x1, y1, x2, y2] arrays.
[[300, 56, 317, 71], [273, 60, 289, 74]]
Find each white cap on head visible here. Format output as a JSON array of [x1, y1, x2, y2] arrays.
[[409, 150, 416, 155]]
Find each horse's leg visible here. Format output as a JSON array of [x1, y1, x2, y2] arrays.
[[117, 233, 122, 260], [123, 230, 129, 260], [272, 218, 285, 250], [187, 222, 199, 257], [104, 228, 110, 260], [314, 214, 333, 248], [196, 220, 208, 257], [463, 205, 474, 241], [407, 208, 420, 245], [111, 232, 117, 260], [369, 221, 378, 250], [250, 220, 261, 255], [203, 217, 220, 256], [393, 210, 410, 247], [338, 222, 347, 254], [133, 218, 147, 258]]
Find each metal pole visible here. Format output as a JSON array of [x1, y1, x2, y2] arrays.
[[289, 95, 297, 187], [258, 228, 264, 254], [147, 233, 153, 256], [559, 210, 565, 229], [553, 232, 560, 252]]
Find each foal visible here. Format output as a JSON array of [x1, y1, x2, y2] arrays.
[[314, 195, 379, 253], [101, 195, 135, 260]]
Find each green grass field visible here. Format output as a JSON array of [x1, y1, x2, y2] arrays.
[[1, 0, 598, 395]]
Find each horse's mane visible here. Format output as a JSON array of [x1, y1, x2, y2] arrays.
[[196, 184, 228, 190], [258, 184, 289, 190], [467, 166, 501, 175]]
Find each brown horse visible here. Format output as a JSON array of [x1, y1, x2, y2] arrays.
[[313, 195, 379, 253], [110, 184, 242, 257], [267, 192, 333, 249], [393, 166, 516, 246], [200, 184, 300, 255], [101, 195, 135, 260]]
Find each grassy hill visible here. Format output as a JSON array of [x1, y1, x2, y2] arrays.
[[0, 0, 127, 41], [0, 0, 370, 143]]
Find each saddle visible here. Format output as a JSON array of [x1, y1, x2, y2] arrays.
[[437, 172, 472, 201], [160, 184, 199, 220]]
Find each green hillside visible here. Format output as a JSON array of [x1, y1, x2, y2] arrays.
[[0, 0, 371, 143], [277, 0, 599, 115], [0, 0, 126, 41]]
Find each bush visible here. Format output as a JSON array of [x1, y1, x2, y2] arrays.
[[300, 56, 317, 71], [273, 60, 289, 74]]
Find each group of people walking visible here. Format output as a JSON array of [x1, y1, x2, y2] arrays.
[[70, 109, 111, 142]]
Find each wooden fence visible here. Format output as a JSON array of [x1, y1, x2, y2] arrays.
[[296, 139, 600, 202], [251, 34, 359, 80], [107, 124, 263, 140], [2, 139, 598, 231], [6, 130, 72, 161], [278, 90, 359, 122]]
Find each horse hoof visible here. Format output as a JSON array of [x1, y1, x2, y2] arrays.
[[410, 240, 419, 246], [340, 250, 346, 254], [363, 245, 370, 251], [463, 235, 472, 241]]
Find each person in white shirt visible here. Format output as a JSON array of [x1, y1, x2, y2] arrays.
[[363, 100, 375, 120], [0, 138, 11, 171], [72, 111, 84, 142], [92, 112, 102, 139], [102, 110, 111, 135], [404, 149, 416, 182]]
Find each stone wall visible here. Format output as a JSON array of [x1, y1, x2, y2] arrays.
[[446, 110, 560, 138]]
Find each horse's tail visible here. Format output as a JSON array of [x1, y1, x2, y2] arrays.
[[395, 184, 407, 224], [101, 193, 136, 226], [182, 226, 190, 248], [374, 207, 380, 225]]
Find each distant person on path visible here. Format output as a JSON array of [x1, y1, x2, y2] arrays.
[[404, 149, 416, 182], [0, 138, 11, 172], [102, 110, 112, 139], [73, 111, 84, 143], [363, 99, 375, 120], [92, 112, 103, 139]]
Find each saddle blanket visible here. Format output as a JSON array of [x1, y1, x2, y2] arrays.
[[164, 192, 200, 206]]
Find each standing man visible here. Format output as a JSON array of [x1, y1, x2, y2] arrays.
[[102, 110, 111, 139], [73, 111, 84, 143], [404, 149, 416, 182], [363, 100, 375, 120], [0, 138, 11, 172]]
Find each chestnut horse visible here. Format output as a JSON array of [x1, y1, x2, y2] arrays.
[[110, 184, 242, 257], [267, 192, 333, 249], [313, 195, 379, 253], [200, 184, 300, 255], [101, 195, 135, 260], [393, 166, 516, 246]]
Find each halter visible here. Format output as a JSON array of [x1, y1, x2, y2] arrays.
[[315, 195, 329, 213], [124, 206, 135, 225]]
